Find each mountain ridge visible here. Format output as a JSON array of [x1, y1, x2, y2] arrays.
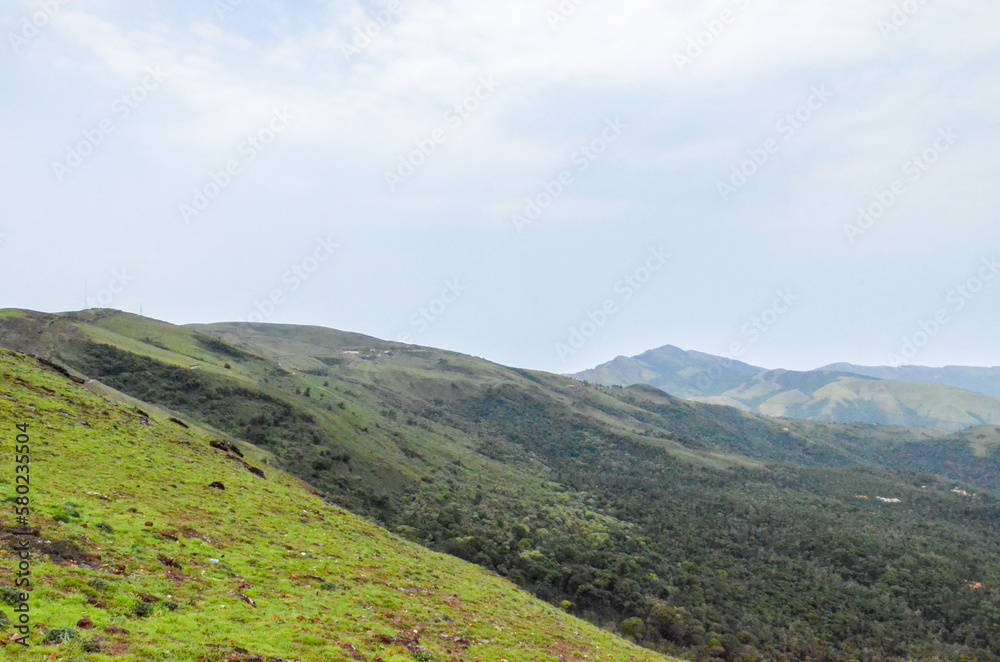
[[576, 343, 1000, 431]]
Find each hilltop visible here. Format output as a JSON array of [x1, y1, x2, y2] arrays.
[[0, 346, 669, 662], [1, 309, 999, 661]]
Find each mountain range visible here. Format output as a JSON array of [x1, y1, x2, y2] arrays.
[[575, 345, 1000, 432], [1, 309, 998, 661]]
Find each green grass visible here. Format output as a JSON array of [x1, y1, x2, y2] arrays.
[[0, 348, 670, 662]]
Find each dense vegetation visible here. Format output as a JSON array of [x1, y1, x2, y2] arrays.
[[1, 309, 999, 661]]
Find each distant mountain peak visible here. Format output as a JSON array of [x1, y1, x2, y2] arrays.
[[576, 344, 1000, 431]]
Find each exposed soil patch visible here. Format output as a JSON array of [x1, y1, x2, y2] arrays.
[[211, 440, 244, 457], [35, 356, 86, 384], [181, 526, 220, 548], [245, 465, 266, 478], [0, 527, 100, 568]]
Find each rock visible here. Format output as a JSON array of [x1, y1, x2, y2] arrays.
[[158, 554, 182, 569], [211, 440, 244, 457], [235, 592, 257, 608], [77, 618, 94, 629], [208, 482, 226, 491]]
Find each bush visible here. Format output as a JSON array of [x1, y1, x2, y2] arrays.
[[82, 637, 105, 653], [134, 602, 156, 617], [412, 648, 437, 662], [43, 628, 79, 644], [621, 617, 646, 640], [0, 587, 21, 606]]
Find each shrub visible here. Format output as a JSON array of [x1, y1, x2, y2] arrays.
[[412, 647, 437, 662], [0, 587, 21, 606], [620, 617, 646, 641], [134, 602, 156, 617], [43, 628, 79, 644]]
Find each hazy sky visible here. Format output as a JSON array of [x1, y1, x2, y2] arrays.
[[2, 0, 998, 374]]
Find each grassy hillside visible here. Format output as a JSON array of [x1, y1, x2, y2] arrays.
[[0, 347, 669, 662], [822, 363, 1000, 398], [2, 310, 1000, 661]]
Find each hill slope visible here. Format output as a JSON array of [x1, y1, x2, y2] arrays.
[[2, 309, 1000, 661], [822, 363, 1000, 398], [691, 369, 1000, 432], [0, 347, 669, 662]]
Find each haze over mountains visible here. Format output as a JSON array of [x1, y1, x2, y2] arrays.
[[575, 345, 1000, 432], [1, 308, 999, 661]]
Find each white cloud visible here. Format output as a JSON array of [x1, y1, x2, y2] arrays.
[[1, 0, 998, 371]]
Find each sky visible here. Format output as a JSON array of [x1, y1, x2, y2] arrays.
[[1, 0, 998, 375]]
